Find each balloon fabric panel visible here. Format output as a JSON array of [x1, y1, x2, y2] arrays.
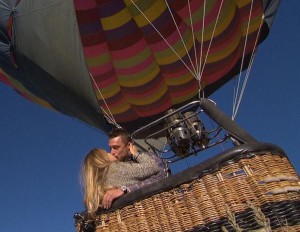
[[0, 0, 279, 133], [74, 0, 267, 125]]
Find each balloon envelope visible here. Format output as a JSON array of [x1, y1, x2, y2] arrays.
[[0, 0, 280, 134]]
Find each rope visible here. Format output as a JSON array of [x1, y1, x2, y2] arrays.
[[197, 0, 224, 82], [232, 11, 265, 120], [89, 72, 119, 127], [198, 0, 207, 78], [165, 0, 197, 74], [188, 0, 199, 75], [232, 0, 254, 119], [129, 0, 197, 78], [232, 0, 254, 118], [195, 0, 207, 94]]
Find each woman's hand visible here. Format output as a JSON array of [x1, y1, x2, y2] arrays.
[[102, 188, 124, 209]]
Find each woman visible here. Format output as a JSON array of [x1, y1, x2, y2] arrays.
[[80, 147, 159, 216]]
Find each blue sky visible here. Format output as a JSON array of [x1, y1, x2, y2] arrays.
[[0, 2, 299, 232]]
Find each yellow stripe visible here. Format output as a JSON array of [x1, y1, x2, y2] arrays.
[[196, 0, 235, 41], [242, 14, 263, 35], [101, 8, 132, 30], [183, 1, 215, 26], [6, 76, 53, 109], [86, 53, 111, 67], [172, 89, 198, 105], [9, 77, 30, 92], [155, 30, 194, 65], [0, 68, 10, 84], [108, 87, 168, 114], [118, 62, 159, 87], [204, 9, 263, 63], [155, 1, 235, 65], [236, 0, 251, 8], [206, 30, 242, 63], [165, 72, 195, 86], [3, 74, 27, 93], [31, 96, 53, 110], [96, 82, 120, 99], [124, 0, 155, 16], [128, 0, 166, 28], [110, 100, 131, 115], [111, 87, 197, 115], [114, 47, 151, 69], [126, 83, 168, 105]]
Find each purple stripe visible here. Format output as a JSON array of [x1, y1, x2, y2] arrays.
[[104, 19, 139, 40], [78, 21, 103, 35], [141, 9, 172, 35], [97, 0, 126, 18]]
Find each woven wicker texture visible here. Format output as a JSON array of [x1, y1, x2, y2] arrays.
[[77, 152, 300, 232]]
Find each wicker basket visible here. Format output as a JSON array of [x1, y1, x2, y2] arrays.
[[74, 143, 300, 232]]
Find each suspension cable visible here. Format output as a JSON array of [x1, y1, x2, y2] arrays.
[[232, 14, 264, 120], [129, 0, 225, 98], [232, 0, 254, 119], [165, 0, 197, 74], [188, 0, 199, 75], [197, 0, 224, 98], [129, 0, 197, 78], [198, 0, 207, 78], [197, 0, 224, 82], [89, 72, 119, 127], [232, 53, 255, 120]]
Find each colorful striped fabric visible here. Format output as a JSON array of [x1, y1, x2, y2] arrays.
[[74, 0, 270, 124], [0, 0, 279, 132], [0, 67, 53, 110]]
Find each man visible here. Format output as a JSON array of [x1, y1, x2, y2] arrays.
[[102, 128, 168, 209]]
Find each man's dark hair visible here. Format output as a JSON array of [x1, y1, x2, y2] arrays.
[[108, 128, 132, 144]]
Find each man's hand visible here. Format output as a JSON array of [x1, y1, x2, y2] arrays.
[[129, 143, 138, 156], [102, 188, 124, 209]]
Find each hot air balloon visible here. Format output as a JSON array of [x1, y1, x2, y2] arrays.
[[1, 0, 299, 231]]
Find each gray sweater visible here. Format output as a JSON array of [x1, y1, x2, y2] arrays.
[[105, 153, 159, 188]]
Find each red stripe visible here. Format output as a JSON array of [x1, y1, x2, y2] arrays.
[[110, 39, 147, 60], [73, 0, 96, 10], [75, 7, 99, 23], [0, 72, 10, 86], [106, 28, 143, 51], [81, 32, 106, 46], [116, 55, 154, 76]]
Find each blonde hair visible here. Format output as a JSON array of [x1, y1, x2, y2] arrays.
[[80, 148, 113, 215]]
